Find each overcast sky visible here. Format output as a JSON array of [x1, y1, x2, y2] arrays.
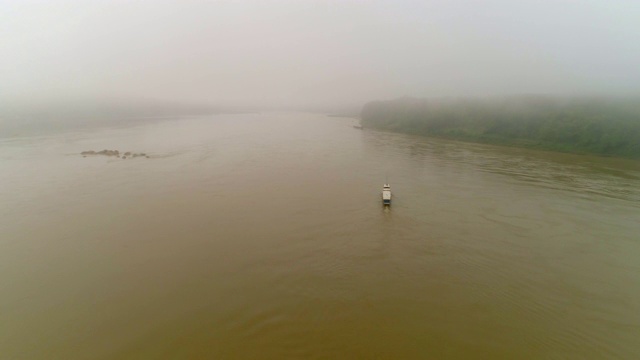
[[1, 0, 639, 108]]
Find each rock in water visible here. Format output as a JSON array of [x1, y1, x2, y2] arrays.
[[81, 149, 148, 159]]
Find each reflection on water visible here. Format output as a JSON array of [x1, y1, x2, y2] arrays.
[[1, 113, 639, 359]]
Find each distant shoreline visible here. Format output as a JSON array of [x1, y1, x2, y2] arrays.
[[326, 113, 359, 119], [0, 114, 209, 140], [360, 96, 640, 160]]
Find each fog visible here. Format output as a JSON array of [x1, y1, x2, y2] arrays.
[[2, 0, 639, 110], [3, 3, 640, 358]]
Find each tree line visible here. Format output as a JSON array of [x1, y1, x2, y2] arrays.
[[360, 96, 640, 159]]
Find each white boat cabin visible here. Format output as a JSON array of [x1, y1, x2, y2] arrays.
[[382, 184, 391, 205]]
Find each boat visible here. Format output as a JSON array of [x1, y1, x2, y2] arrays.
[[382, 184, 391, 205], [353, 125, 363, 129]]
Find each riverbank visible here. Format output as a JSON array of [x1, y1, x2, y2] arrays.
[[360, 96, 640, 159]]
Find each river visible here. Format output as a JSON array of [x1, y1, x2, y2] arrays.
[[1, 112, 639, 359]]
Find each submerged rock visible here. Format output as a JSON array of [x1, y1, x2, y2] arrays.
[[82, 149, 119, 156], [81, 149, 149, 159]]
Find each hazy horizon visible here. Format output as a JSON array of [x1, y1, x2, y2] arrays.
[[2, 0, 640, 111]]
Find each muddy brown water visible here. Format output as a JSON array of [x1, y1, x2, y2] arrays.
[[1, 113, 639, 359]]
